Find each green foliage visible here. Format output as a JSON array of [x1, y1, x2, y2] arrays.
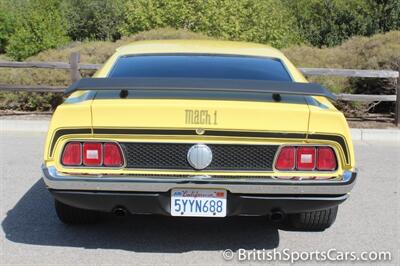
[[62, 0, 124, 41], [5, 0, 69, 60], [0, 1, 15, 53], [284, 0, 375, 47], [284, 0, 400, 47], [119, 0, 302, 49], [1, 0, 399, 57], [368, 0, 400, 33]]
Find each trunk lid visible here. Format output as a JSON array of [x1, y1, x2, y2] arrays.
[[90, 98, 310, 133]]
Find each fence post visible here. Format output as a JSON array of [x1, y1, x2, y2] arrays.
[[69, 52, 81, 83], [396, 76, 400, 126]]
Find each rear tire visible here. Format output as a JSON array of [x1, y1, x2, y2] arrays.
[[55, 200, 100, 224], [288, 206, 338, 231]]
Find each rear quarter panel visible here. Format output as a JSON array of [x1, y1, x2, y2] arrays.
[[308, 105, 355, 170]]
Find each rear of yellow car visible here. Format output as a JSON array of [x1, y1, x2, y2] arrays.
[[42, 40, 356, 230]]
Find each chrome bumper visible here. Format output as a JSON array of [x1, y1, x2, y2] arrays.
[[42, 165, 357, 195]]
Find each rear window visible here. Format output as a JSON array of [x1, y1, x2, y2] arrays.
[[109, 54, 292, 81]]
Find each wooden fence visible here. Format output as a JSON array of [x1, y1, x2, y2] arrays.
[[0, 52, 399, 126]]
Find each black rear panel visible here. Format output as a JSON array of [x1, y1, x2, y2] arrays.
[[120, 143, 279, 171]]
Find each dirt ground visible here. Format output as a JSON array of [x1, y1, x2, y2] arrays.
[[346, 114, 398, 128], [347, 120, 398, 129], [0, 113, 51, 120]]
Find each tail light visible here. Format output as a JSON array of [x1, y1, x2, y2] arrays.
[[296, 147, 316, 170], [61, 141, 123, 167], [103, 143, 124, 167], [317, 147, 337, 170], [61, 142, 82, 165], [275, 146, 337, 171], [275, 147, 295, 170], [83, 142, 102, 166]]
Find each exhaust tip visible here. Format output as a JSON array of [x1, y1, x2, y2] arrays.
[[269, 210, 285, 222], [113, 207, 127, 217]]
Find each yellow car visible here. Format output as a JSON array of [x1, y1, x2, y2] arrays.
[[42, 40, 357, 230]]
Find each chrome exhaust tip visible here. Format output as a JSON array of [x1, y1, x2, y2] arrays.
[[113, 207, 127, 217], [269, 210, 285, 222]]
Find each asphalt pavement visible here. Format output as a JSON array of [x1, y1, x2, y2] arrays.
[[0, 131, 399, 265]]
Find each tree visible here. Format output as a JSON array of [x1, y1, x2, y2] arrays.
[[284, 0, 400, 47], [62, 0, 124, 41], [368, 0, 400, 33], [119, 0, 302, 48], [0, 0, 15, 53], [6, 0, 69, 60]]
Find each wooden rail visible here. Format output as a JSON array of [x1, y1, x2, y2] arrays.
[[0, 52, 399, 126], [0, 84, 65, 92], [299, 68, 399, 78]]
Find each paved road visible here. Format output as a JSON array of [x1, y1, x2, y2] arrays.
[[0, 131, 399, 265]]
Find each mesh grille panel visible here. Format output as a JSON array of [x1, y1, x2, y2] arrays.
[[120, 143, 278, 171]]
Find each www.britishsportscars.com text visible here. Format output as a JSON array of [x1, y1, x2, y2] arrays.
[[221, 248, 392, 263]]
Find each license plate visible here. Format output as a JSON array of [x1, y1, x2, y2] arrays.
[[171, 189, 227, 217]]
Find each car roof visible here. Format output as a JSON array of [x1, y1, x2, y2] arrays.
[[115, 40, 286, 59]]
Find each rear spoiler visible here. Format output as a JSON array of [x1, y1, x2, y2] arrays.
[[64, 78, 336, 101]]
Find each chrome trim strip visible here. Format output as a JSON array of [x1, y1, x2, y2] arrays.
[[42, 165, 357, 195]]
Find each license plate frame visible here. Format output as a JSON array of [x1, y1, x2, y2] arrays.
[[170, 188, 227, 217]]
